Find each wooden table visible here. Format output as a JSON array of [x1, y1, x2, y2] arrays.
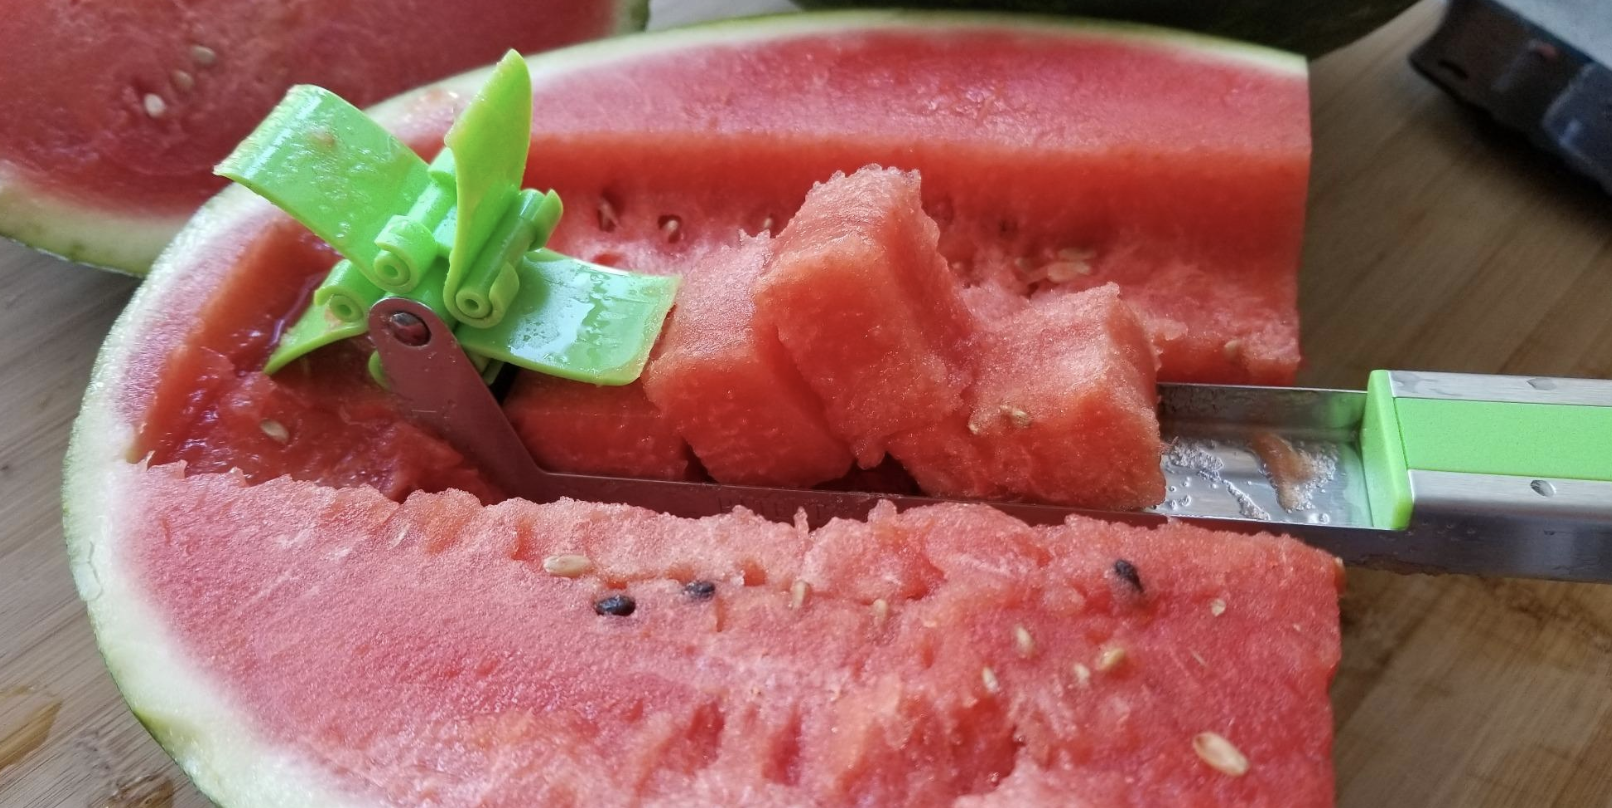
[[2, 2, 1610, 804]]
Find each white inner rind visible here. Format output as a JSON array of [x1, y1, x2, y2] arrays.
[[0, 163, 189, 275]]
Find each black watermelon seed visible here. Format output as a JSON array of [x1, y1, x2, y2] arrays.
[[684, 580, 717, 600], [1113, 559, 1143, 593], [594, 594, 637, 617]]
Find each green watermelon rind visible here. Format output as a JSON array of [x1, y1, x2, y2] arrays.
[[401, 9, 1305, 108], [789, 0, 1419, 56], [65, 13, 1302, 805], [2, 0, 650, 277]]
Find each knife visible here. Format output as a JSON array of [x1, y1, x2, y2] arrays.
[[369, 298, 1612, 584]]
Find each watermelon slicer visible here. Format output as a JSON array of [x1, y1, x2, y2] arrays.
[[216, 50, 679, 387], [371, 300, 1612, 582], [221, 51, 1612, 583]]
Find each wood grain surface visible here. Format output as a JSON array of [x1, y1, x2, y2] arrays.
[[3, 1, 1611, 805]]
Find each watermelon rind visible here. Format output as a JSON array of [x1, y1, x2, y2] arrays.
[[0, 0, 649, 277], [66, 12, 1303, 804], [788, 0, 1419, 56], [0, 167, 191, 275]]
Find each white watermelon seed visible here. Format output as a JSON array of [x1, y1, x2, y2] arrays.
[[597, 198, 618, 232], [871, 598, 890, 628], [142, 94, 167, 119], [1191, 651, 1208, 668], [1222, 339, 1244, 363], [1096, 645, 1126, 672], [1071, 662, 1092, 687], [789, 579, 810, 610], [659, 215, 682, 243], [190, 44, 217, 66], [981, 666, 1001, 695], [1043, 260, 1093, 283], [171, 70, 195, 93], [999, 405, 1032, 429], [258, 419, 289, 444], [1193, 732, 1249, 777], [1013, 625, 1035, 658], [542, 554, 593, 578], [1209, 598, 1227, 617], [760, 215, 775, 234]]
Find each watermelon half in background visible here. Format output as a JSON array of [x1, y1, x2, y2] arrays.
[[66, 13, 1340, 806], [0, 0, 647, 274]]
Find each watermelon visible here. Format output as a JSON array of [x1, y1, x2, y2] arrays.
[[891, 284, 1167, 509], [0, 0, 645, 273], [515, 166, 1164, 508], [506, 373, 700, 482], [67, 457, 1342, 805], [641, 237, 855, 487], [787, 0, 1420, 56], [61, 19, 1339, 802], [757, 167, 975, 468], [380, 12, 1311, 385]]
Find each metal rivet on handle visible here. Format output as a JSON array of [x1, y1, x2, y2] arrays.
[[386, 311, 430, 347]]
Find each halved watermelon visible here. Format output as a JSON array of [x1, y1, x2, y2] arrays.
[[65, 14, 1338, 805], [378, 12, 1311, 385], [0, 0, 646, 273]]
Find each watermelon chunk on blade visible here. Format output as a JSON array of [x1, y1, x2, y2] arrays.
[[641, 236, 856, 488], [61, 14, 1339, 807], [757, 167, 976, 468]]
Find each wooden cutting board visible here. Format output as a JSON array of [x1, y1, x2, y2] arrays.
[[3, 2, 1610, 804]]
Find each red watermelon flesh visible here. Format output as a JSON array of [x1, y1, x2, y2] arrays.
[[641, 236, 855, 487], [130, 223, 498, 501], [375, 17, 1310, 384], [891, 285, 1167, 510], [505, 373, 699, 482], [757, 167, 975, 468], [104, 462, 1340, 806]]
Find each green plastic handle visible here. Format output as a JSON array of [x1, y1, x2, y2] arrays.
[[1360, 370, 1612, 529]]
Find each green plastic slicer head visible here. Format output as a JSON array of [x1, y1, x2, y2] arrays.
[[216, 50, 678, 386]]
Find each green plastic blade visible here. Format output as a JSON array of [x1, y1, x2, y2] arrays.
[[265, 303, 369, 375], [216, 85, 430, 278], [444, 50, 534, 326], [311, 259, 382, 325], [267, 256, 459, 376], [451, 190, 561, 328], [455, 250, 680, 386]]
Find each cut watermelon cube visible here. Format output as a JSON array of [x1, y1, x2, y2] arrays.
[[756, 166, 974, 468], [503, 375, 697, 481], [892, 285, 1166, 510], [642, 237, 853, 487]]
